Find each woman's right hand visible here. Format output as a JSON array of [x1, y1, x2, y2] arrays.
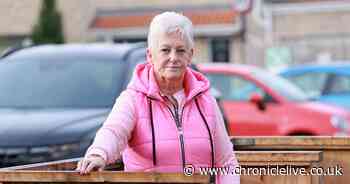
[[76, 154, 106, 175]]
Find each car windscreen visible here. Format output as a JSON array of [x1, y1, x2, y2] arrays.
[[0, 58, 126, 108], [250, 69, 308, 102]]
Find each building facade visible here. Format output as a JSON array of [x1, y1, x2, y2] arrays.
[[245, 0, 350, 71], [0, 0, 245, 64]]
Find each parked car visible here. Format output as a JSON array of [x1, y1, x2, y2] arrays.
[[0, 43, 147, 167], [198, 63, 350, 136], [279, 63, 350, 109]]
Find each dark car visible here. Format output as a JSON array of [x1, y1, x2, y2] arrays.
[[0, 43, 146, 167]]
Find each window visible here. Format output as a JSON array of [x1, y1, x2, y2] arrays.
[[286, 72, 328, 98], [0, 57, 126, 108], [124, 49, 147, 88], [211, 38, 230, 62], [206, 73, 267, 101], [252, 70, 307, 102], [328, 74, 350, 94]]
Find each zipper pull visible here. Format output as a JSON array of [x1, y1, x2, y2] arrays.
[[178, 126, 183, 135]]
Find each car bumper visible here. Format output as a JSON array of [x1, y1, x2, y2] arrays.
[[0, 142, 90, 168]]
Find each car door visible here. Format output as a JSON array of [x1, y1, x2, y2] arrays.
[[206, 73, 280, 135]]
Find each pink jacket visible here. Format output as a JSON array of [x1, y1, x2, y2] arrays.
[[87, 63, 240, 184]]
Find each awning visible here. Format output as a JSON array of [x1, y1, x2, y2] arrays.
[[89, 4, 242, 39]]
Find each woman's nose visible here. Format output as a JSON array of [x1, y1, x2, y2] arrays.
[[169, 50, 178, 61]]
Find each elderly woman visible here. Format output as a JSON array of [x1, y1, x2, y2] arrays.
[[77, 12, 240, 184]]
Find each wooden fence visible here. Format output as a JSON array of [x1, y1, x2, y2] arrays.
[[1, 136, 349, 184]]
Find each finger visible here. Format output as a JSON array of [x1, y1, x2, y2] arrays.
[[76, 161, 81, 171], [85, 161, 98, 174], [98, 165, 105, 172], [80, 159, 90, 175], [75, 161, 80, 171], [96, 157, 106, 172]]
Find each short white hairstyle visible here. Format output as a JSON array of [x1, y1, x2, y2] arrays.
[[147, 12, 194, 50]]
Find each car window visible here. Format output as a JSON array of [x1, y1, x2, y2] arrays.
[[328, 74, 350, 94], [206, 73, 267, 101], [284, 72, 328, 98], [125, 49, 146, 86], [251, 69, 308, 102], [0, 58, 126, 108]]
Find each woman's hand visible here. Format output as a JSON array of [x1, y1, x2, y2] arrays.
[[76, 154, 106, 174]]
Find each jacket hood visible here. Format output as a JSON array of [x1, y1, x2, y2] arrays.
[[127, 63, 210, 101]]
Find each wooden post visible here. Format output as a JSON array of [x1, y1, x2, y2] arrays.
[[236, 150, 322, 184], [233, 136, 349, 184]]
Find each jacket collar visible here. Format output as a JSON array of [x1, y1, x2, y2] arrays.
[[127, 63, 210, 102]]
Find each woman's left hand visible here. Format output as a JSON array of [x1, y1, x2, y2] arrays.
[[76, 154, 106, 175]]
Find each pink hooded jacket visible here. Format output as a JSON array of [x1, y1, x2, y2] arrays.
[[86, 63, 240, 184]]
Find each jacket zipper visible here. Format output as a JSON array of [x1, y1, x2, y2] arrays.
[[165, 97, 186, 169]]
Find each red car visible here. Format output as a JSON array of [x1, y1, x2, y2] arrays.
[[198, 63, 350, 136]]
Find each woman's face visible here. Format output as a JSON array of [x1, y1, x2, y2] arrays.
[[147, 31, 193, 81]]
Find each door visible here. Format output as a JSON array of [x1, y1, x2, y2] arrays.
[[206, 73, 281, 135]]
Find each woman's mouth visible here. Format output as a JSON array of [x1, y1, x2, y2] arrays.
[[166, 66, 181, 69]]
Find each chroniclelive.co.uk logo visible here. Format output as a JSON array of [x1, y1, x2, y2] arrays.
[[183, 164, 343, 176]]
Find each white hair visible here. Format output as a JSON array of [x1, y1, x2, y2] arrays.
[[147, 12, 194, 50]]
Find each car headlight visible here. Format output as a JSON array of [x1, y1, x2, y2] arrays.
[[330, 115, 349, 131]]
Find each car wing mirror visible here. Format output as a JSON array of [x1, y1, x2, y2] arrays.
[[249, 93, 266, 111], [249, 93, 262, 103]]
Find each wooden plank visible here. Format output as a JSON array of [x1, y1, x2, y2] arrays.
[[236, 151, 322, 163], [232, 136, 350, 150], [0, 171, 209, 183]]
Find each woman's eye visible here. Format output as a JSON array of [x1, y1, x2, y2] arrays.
[[161, 48, 170, 53]]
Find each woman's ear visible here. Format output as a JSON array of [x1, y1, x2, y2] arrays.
[[188, 48, 194, 65], [146, 48, 152, 64]]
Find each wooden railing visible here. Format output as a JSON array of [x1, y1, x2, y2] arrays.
[[0, 151, 322, 184], [2, 136, 349, 184]]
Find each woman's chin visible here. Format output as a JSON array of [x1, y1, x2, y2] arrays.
[[164, 73, 182, 81]]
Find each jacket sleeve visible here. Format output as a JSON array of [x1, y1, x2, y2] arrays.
[[85, 90, 136, 164], [213, 100, 240, 184]]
